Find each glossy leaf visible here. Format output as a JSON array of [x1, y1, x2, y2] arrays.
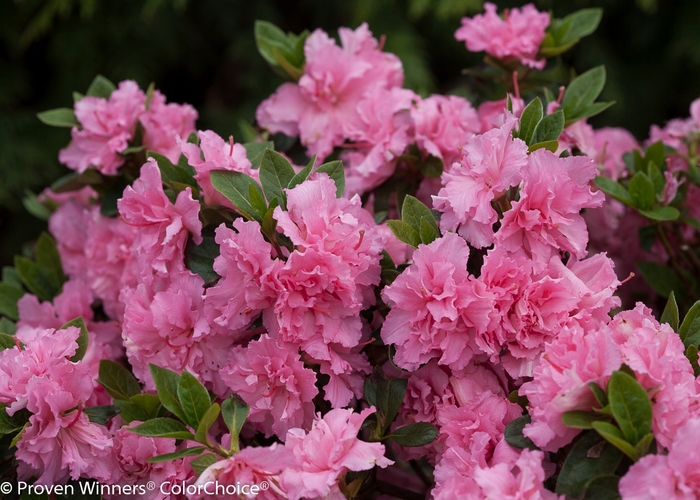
[[660, 291, 679, 332], [517, 97, 543, 146], [37, 108, 79, 128], [98, 360, 141, 401], [61, 316, 89, 363], [242, 141, 275, 170], [607, 371, 652, 446], [130, 418, 195, 440], [148, 446, 206, 464], [210, 170, 265, 222], [178, 371, 213, 429], [149, 364, 188, 423], [86, 75, 116, 98], [316, 160, 345, 197], [387, 422, 438, 447], [504, 415, 538, 450]]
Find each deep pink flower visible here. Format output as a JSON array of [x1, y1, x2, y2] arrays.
[[381, 232, 495, 371], [179, 130, 255, 208], [455, 2, 550, 69], [140, 91, 198, 163], [220, 334, 318, 439], [59, 81, 145, 175], [49, 201, 91, 282], [433, 112, 528, 248], [256, 24, 403, 160], [279, 407, 393, 500], [412, 94, 481, 166], [118, 159, 202, 281]]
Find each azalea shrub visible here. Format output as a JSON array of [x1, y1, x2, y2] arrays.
[[2, 3, 700, 500]]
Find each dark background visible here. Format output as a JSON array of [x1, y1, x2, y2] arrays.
[[2, 0, 700, 266]]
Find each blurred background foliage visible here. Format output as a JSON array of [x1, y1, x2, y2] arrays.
[[2, 0, 700, 265]]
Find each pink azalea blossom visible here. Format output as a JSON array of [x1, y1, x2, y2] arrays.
[[49, 201, 91, 281], [341, 87, 416, 195], [220, 334, 318, 439], [279, 407, 393, 500], [15, 364, 113, 485], [179, 130, 255, 208], [106, 422, 192, 500], [381, 232, 494, 371], [593, 127, 639, 180], [59, 80, 145, 175], [411, 94, 480, 166], [140, 90, 198, 163], [495, 149, 604, 271], [118, 159, 202, 281], [256, 23, 403, 159], [478, 97, 525, 132], [193, 443, 294, 500], [433, 112, 528, 248], [619, 417, 700, 500], [455, 3, 550, 69]]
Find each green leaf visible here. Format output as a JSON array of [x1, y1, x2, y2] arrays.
[[221, 395, 249, 452], [254, 21, 308, 80], [607, 370, 652, 446], [591, 421, 638, 460], [149, 364, 188, 423], [528, 140, 559, 153], [634, 432, 654, 458], [504, 415, 539, 450], [130, 393, 163, 419], [0, 333, 16, 350], [259, 149, 296, 207], [532, 109, 565, 143], [10, 422, 28, 448], [315, 160, 345, 197], [583, 475, 621, 500], [568, 101, 615, 124], [248, 183, 268, 216], [195, 403, 220, 446], [562, 411, 607, 429], [589, 382, 608, 408], [114, 400, 149, 424], [386, 220, 421, 248], [148, 446, 206, 464], [178, 371, 212, 429], [685, 345, 700, 377], [37, 108, 79, 128], [555, 430, 623, 498], [86, 75, 116, 98], [60, 316, 89, 363], [648, 162, 665, 195], [636, 261, 685, 299], [190, 453, 218, 476], [15, 232, 66, 301], [595, 177, 634, 206], [401, 195, 439, 239], [637, 207, 680, 221], [386, 422, 438, 447], [287, 155, 316, 190], [83, 405, 120, 425], [660, 291, 679, 332], [0, 283, 23, 320], [184, 231, 220, 286], [148, 152, 197, 190], [628, 172, 655, 210], [562, 66, 606, 123], [517, 97, 543, 146], [130, 418, 195, 440], [97, 360, 141, 401], [420, 156, 443, 178], [51, 169, 103, 193], [419, 217, 439, 245], [680, 301, 700, 345], [645, 141, 666, 174], [0, 406, 30, 437], [210, 170, 265, 222], [242, 141, 275, 170], [0, 318, 17, 336], [562, 8, 603, 41], [3, 266, 23, 290]]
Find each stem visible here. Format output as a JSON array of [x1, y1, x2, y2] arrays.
[[374, 480, 425, 500]]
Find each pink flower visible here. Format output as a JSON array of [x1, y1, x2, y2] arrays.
[[495, 149, 604, 271], [118, 159, 202, 281], [341, 87, 416, 195], [106, 422, 192, 500], [478, 97, 525, 132], [593, 127, 639, 180], [520, 324, 621, 451], [256, 23, 403, 159], [279, 407, 393, 500], [15, 364, 113, 485], [412, 94, 481, 165], [433, 113, 528, 248], [179, 130, 255, 208], [455, 3, 550, 69], [140, 91, 198, 163], [204, 219, 280, 338], [193, 443, 294, 500], [381, 232, 494, 371], [120, 270, 232, 395], [619, 417, 700, 500], [49, 201, 91, 281], [220, 334, 318, 439], [59, 81, 145, 175]]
